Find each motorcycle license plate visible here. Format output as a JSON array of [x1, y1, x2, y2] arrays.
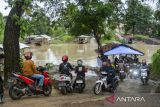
[[76, 80, 83, 83], [78, 67, 82, 72], [120, 71, 124, 73], [58, 82, 66, 86], [141, 73, 147, 76]]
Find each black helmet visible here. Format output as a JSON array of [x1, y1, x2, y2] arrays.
[[77, 59, 83, 65]]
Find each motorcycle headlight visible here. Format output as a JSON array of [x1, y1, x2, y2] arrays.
[[133, 71, 138, 75], [129, 69, 133, 72]]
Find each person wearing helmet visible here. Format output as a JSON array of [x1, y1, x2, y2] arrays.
[[75, 59, 87, 78], [73, 59, 87, 88], [22, 52, 44, 91], [100, 61, 108, 72], [59, 55, 74, 77]]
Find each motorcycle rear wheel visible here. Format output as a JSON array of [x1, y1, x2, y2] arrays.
[[43, 85, 52, 96]]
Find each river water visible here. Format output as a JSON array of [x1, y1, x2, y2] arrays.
[[28, 39, 160, 67]]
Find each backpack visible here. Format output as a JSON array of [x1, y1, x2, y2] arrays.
[[61, 63, 69, 74]]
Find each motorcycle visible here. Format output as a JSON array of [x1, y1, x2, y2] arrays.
[[119, 69, 126, 81], [93, 72, 119, 95], [140, 68, 148, 85], [129, 64, 140, 79], [58, 74, 73, 95], [9, 67, 52, 100], [73, 75, 85, 93]]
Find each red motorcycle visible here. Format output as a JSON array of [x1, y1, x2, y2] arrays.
[[9, 66, 52, 100]]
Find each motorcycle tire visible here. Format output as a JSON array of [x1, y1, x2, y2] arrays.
[[93, 83, 102, 95], [43, 85, 52, 96], [9, 84, 23, 100], [60, 87, 67, 95], [77, 84, 83, 93]]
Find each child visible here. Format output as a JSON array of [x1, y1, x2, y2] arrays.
[[0, 76, 4, 104]]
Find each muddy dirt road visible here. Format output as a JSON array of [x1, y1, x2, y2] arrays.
[[1, 77, 160, 107]]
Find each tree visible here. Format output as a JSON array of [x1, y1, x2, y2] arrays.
[[152, 49, 160, 75], [0, 13, 4, 43], [153, 10, 160, 36], [2, 0, 66, 84], [3, 0, 32, 84], [124, 0, 153, 35], [63, 0, 122, 54], [25, 9, 52, 36]]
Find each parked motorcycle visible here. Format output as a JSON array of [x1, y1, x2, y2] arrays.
[[58, 74, 73, 95], [73, 75, 85, 93], [93, 72, 119, 95], [140, 68, 148, 85], [119, 69, 126, 81], [9, 67, 52, 100]]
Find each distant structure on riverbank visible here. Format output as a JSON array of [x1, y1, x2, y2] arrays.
[[122, 34, 134, 44], [76, 35, 91, 44], [25, 35, 51, 46]]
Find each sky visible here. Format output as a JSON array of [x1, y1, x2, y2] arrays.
[[0, 0, 157, 16]]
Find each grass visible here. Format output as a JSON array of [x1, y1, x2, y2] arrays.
[[101, 35, 121, 44], [134, 34, 149, 40]]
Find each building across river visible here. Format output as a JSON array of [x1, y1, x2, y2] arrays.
[[25, 35, 51, 46]]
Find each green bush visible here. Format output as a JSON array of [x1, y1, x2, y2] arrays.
[[101, 32, 121, 44], [62, 35, 74, 42], [151, 49, 160, 75]]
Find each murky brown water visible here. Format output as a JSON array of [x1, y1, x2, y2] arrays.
[[28, 39, 160, 66], [29, 38, 98, 66], [130, 42, 160, 63]]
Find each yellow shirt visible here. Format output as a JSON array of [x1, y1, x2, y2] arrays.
[[22, 60, 37, 76]]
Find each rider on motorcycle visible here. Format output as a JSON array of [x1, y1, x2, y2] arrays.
[[22, 52, 44, 91], [141, 59, 150, 76], [59, 55, 74, 78], [105, 62, 116, 90], [73, 60, 87, 88], [75, 59, 87, 78], [100, 62, 108, 72]]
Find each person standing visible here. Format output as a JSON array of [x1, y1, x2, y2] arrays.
[[0, 76, 4, 104]]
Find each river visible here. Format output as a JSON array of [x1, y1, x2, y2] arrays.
[[28, 38, 160, 67]]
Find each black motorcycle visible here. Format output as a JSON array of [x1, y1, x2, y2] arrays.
[[73, 75, 85, 93], [140, 67, 149, 85]]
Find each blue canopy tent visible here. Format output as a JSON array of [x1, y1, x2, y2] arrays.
[[104, 44, 144, 56]]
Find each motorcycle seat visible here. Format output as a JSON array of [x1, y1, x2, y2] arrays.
[[28, 77, 39, 81]]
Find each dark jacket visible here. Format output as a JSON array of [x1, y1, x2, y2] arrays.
[[59, 62, 73, 75], [75, 65, 86, 77], [106, 66, 116, 78]]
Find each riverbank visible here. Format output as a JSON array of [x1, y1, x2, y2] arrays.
[[133, 34, 160, 45]]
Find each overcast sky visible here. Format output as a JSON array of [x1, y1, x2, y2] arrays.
[[0, 0, 157, 16]]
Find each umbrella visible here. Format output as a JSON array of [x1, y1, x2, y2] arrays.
[[0, 43, 29, 50], [104, 44, 144, 56]]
